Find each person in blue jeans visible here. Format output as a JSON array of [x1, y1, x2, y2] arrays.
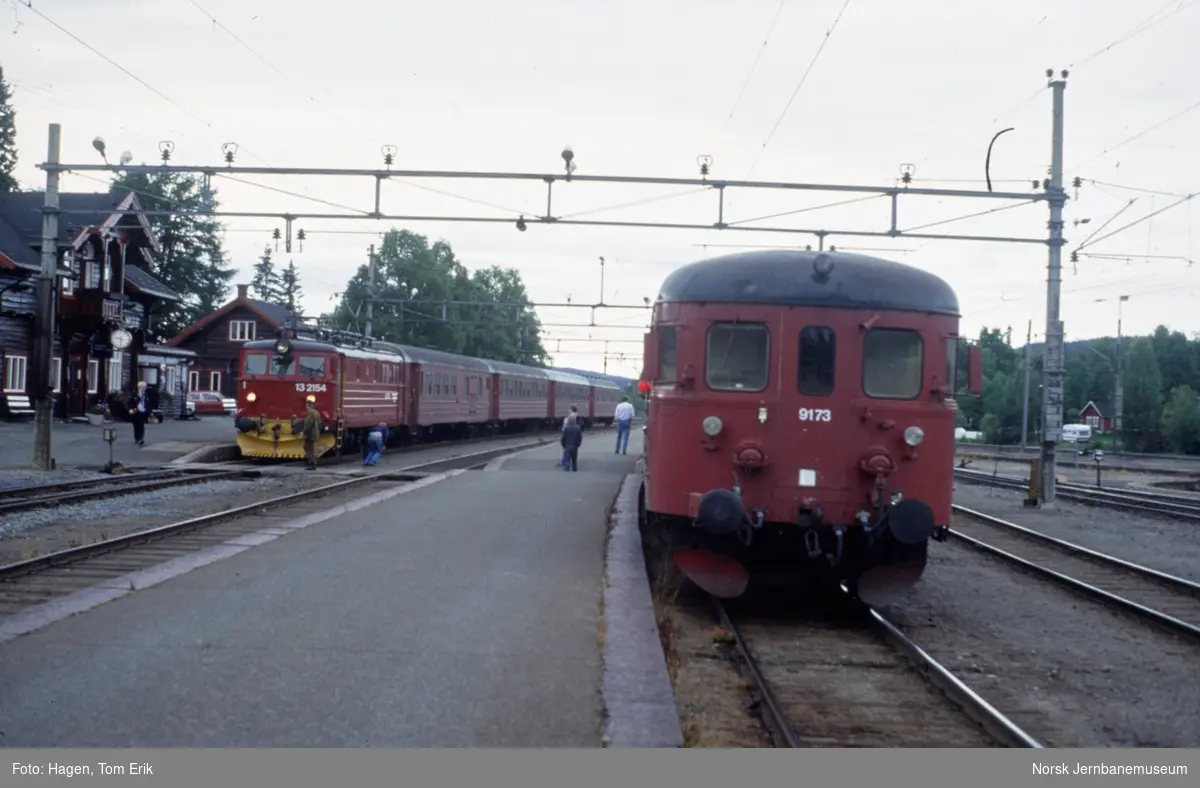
[[363, 423, 386, 466], [613, 396, 635, 455]]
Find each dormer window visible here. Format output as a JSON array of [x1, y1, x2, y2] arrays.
[[229, 320, 256, 341]]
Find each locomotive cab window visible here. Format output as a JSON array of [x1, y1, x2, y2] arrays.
[[862, 328, 923, 399], [243, 354, 268, 376], [269, 355, 295, 376], [706, 322, 769, 392], [798, 326, 836, 396], [297, 356, 326, 377]]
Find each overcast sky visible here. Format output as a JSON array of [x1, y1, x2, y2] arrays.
[[5, 0, 1198, 379]]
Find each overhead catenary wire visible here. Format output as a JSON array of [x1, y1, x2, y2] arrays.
[[186, 0, 534, 218], [719, 0, 790, 131], [926, 3, 1195, 178], [1068, 96, 1200, 175], [17, 0, 268, 165], [743, 0, 854, 180]]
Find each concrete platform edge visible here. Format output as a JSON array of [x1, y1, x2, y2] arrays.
[[601, 472, 685, 748], [0, 469, 465, 645], [171, 444, 241, 464]]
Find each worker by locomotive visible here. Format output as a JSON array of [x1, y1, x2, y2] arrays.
[[613, 396, 635, 455], [302, 399, 321, 470], [364, 423, 387, 466]]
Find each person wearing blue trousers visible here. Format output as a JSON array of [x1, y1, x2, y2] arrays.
[[364, 423, 386, 466], [558, 408, 579, 467], [613, 397, 635, 455]]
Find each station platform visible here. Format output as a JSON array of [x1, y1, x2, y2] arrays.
[[0, 429, 679, 747], [0, 415, 236, 471]]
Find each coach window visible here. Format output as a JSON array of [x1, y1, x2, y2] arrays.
[[706, 322, 769, 392], [862, 328, 923, 399], [243, 354, 268, 376], [658, 326, 677, 382], [798, 326, 836, 396]]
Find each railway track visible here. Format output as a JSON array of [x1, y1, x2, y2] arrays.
[[714, 592, 1043, 748], [0, 469, 251, 516], [0, 438, 551, 618], [954, 467, 1200, 521], [950, 506, 1200, 640]]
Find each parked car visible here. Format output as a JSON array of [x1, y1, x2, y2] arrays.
[[188, 390, 236, 416]]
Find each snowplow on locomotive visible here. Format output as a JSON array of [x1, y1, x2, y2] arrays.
[[638, 249, 982, 607]]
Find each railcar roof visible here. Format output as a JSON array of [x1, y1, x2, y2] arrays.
[[588, 378, 623, 391], [544, 369, 591, 386], [241, 338, 409, 363], [655, 250, 960, 316], [393, 343, 496, 372], [487, 360, 551, 378]]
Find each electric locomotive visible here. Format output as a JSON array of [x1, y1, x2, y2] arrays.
[[638, 249, 981, 607]]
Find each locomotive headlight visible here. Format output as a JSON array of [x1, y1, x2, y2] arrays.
[[904, 425, 925, 446], [702, 416, 723, 437], [306, 394, 317, 403], [246, 392, 257, 403]]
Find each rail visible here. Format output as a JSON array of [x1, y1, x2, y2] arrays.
[[950, 506, 1200, 641], [712, 590, 1043, 748]]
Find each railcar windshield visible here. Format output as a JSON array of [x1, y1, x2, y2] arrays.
[[243, 353, 329, 377], [706, 322, 769, 392], [863, 328, 923, 399]]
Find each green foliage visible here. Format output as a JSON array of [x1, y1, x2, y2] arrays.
[[280, 260, 303, 314], [251, 245, 283, 303], [1160, 385, 1200, 454], [0, 66, 17, 192], [328, 229, 547, 365], [110, 171, 235, 341], [971, 322, 1200, 454], [1120, 337, 1163, 450]]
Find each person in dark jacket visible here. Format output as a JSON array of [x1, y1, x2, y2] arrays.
[[561, 419, 583, 472], [127, 381, 149, 447]]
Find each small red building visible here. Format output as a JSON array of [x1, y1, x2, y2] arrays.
[[1078, 400, 1113, 432], [164, 284, 300, 398]]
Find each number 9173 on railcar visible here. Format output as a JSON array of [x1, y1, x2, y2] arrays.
[[638, 250, 983, 608]]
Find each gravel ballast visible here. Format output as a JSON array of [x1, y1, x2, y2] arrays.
[[953, 481, 1200, 583], [887, 539, 1200, 747]]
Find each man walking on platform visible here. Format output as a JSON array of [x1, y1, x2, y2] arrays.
[[613, 396, 635, 455], [128, 381, 149, 447]]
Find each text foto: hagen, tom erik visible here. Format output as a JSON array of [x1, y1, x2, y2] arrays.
[[13, 762, 154, 776]]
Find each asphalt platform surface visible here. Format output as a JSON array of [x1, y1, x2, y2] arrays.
[[0, 414, 235, 470], [0, 430, 646, 747]]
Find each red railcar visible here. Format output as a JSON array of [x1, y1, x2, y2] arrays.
[[639, 250, 982, 607], [488, 360, 551, 430], [400, 344, 495, 440], [546, 369, 591, 423], [588, 377, 623, 426]]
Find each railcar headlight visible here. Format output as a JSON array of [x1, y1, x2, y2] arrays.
[[702, 416, 723, 437], [904, 426, 925, 446], [246, 392, 257, 403]]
